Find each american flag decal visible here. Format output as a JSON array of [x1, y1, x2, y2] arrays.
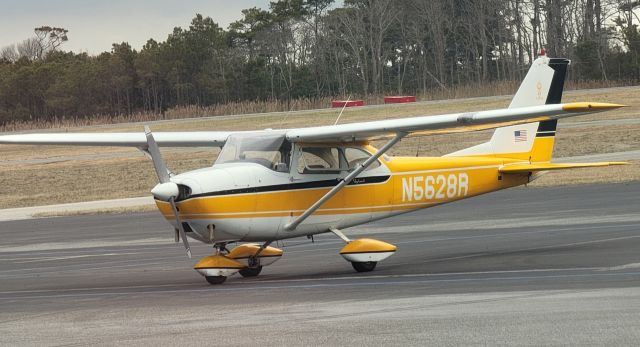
[[514, 130, 528, 142]]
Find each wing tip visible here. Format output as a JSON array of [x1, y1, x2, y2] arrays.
[[607, 161, 630, 166], [562, 102, 627, 112]]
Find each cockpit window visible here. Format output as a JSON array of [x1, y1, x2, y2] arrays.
[[216, 132, 291, 172]]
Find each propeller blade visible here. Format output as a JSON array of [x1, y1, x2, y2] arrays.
[[169, 197, 191, 259], [144, 126, 170, 184], [145, 126, 189, 258]]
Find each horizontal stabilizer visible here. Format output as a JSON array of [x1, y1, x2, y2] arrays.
[[499, 162, 628, 173]]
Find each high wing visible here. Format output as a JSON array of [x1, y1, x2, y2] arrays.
[[0, 131, 235, 147], [0, 104, 624, 148], [285, 102, 624, 143]]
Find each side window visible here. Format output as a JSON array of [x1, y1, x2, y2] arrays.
[[298, 147, 343, 174], [344, 148, 380, 171]]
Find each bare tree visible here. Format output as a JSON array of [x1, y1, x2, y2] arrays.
[[532, 0, 542, 57], [32, 26, 69, 59], [363, 0, 399, 94], [411, 0, 450, 90], [16, 38, 42, 61], [546, 0, 565, 57], [304, 0, 335, 95], [330, 7, 370, 94], [0, 45, 19, 62]]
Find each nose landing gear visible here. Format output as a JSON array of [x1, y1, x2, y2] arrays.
[[194, 242, 283, 285], [238, 266, 263, 277], [194, 254, 245, 284], [228, 242, 282, 278], [193, 242, 242, 285]]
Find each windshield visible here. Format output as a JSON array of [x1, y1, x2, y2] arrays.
[[215, 132, 291, 171]]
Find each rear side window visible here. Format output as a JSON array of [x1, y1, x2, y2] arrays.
[[298, 147, 343, 174], [344, 147, 380, 171]]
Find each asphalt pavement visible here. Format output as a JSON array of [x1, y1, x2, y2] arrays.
[[0, 183, 639, 346]]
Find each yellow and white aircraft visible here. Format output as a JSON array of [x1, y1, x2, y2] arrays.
[[0, 56, 628, 284]]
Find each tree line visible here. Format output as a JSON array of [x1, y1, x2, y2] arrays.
[[1, 0, 639, 124]]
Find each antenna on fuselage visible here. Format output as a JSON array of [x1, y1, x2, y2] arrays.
[[333, 95, 351, 126]]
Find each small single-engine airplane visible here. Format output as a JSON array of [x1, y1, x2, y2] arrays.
[[0, 56, 628, 284]]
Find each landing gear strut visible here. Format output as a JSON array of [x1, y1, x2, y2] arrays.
[[206, 243, 232, 284], [214, 242, 230, 255]]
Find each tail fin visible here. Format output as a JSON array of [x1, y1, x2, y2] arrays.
[[446, 56, 570, 162]]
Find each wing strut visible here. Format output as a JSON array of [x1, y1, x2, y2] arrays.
[[284, 132, 406, 231]]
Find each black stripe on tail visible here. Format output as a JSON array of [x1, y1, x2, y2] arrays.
[[545, 58, 570, 104], [537, 58, 570, 138], [536, 120, 557, 137]]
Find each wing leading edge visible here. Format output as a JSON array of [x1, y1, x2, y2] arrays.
[[0, 131, 235, 147]]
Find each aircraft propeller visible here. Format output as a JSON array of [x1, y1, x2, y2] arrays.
[[144, 126, 192, 259]]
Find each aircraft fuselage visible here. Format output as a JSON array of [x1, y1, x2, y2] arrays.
[[155, 145, 530, 243]]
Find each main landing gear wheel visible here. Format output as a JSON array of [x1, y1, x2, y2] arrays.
[[238, 266, 263, 277], [351, 261, 377, 272], [205, 276, 227, 285]]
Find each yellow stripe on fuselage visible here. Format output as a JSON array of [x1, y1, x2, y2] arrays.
[[156, 155, 529, 221]]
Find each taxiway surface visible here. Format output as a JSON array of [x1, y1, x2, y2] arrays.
[[1, 183, 639, 346]]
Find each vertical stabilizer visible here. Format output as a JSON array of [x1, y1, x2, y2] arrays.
[[446, 56, 570, 162]]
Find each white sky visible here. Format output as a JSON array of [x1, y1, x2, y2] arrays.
[[0, 0, 270, 54]]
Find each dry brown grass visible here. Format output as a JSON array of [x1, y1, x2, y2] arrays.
[[1, 79, 633, 133], [0, 86, 638, 209], [0, 151, 214, 208]]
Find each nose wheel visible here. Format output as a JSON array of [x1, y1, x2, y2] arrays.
[[238, 266, 263, 277], [238, 254, 263, 277]]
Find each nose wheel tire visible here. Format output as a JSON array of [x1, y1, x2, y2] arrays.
[[205, 275, 227, 285], [351, 261, 377, 272], [239, 266, 263, 277]]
